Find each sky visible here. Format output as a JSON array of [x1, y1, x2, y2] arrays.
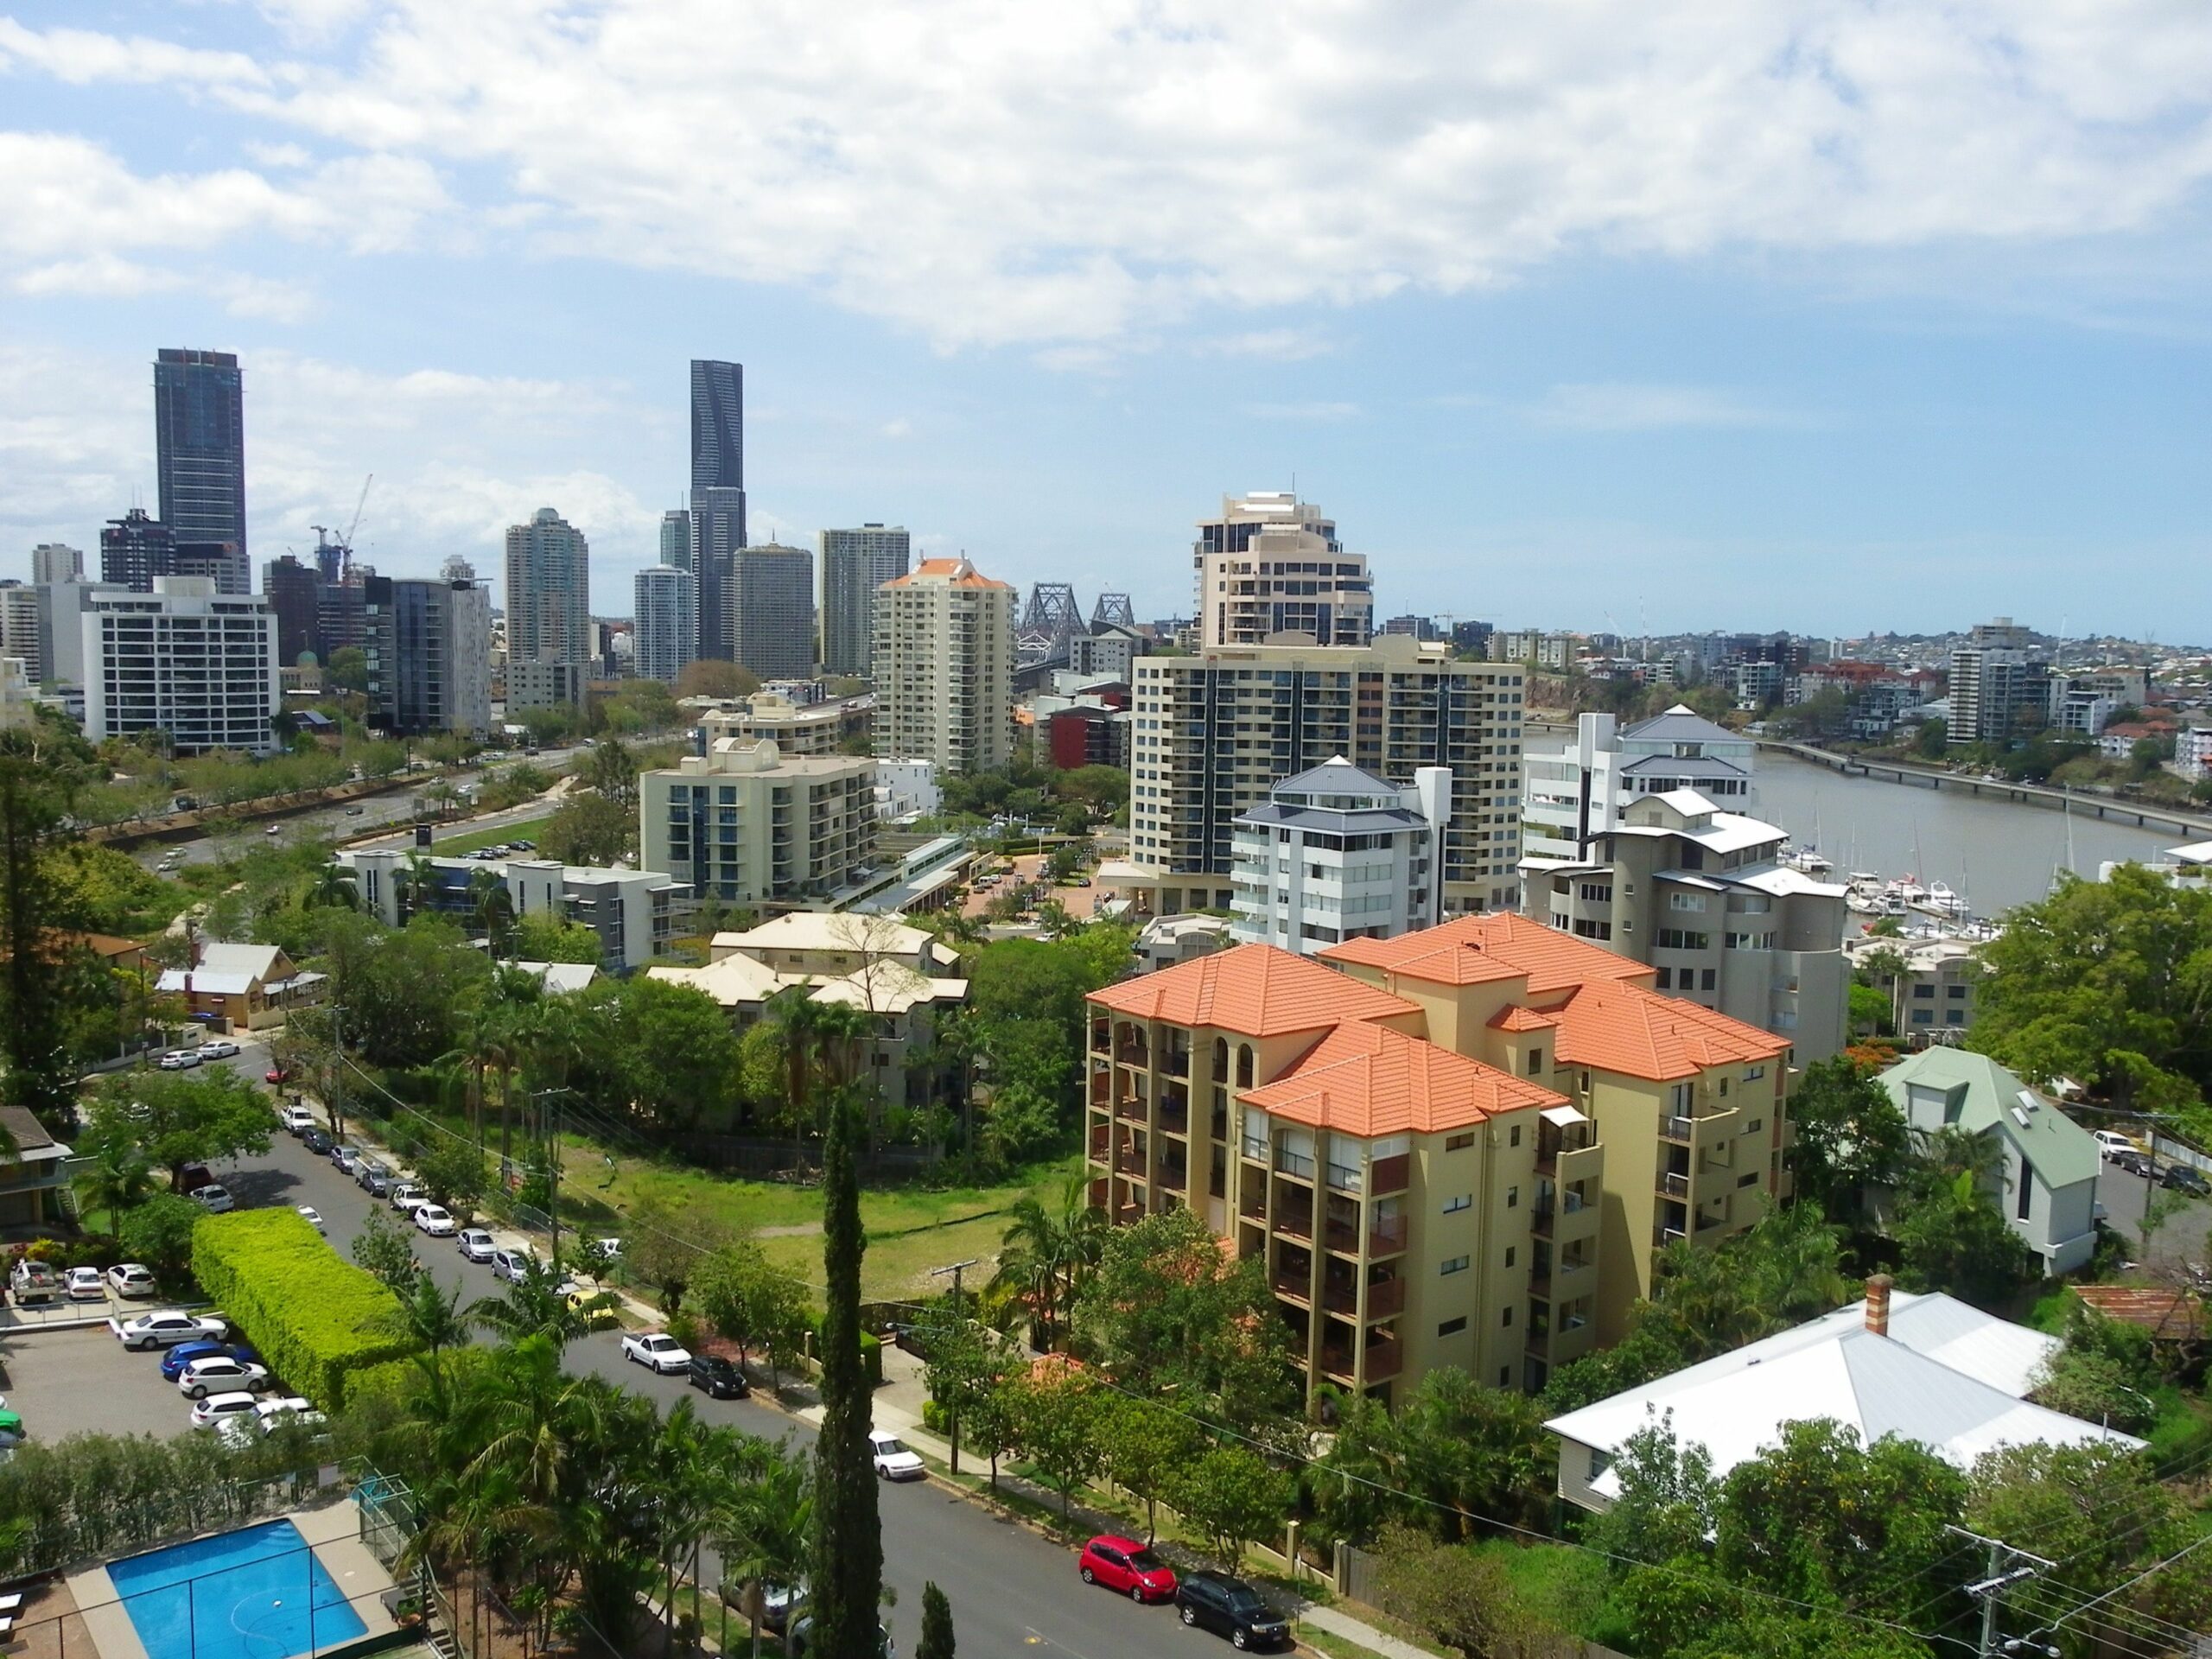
[[3, 2, 2210, 641]]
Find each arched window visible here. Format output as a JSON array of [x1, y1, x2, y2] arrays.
[[1236, 1045, 1255, 1089], [1211, 1037, 1230, 1082]]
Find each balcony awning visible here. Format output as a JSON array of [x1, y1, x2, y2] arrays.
[[1541, 1104, 1591, 1128]]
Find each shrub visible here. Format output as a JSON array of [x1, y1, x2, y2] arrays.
[[804, 1315, 884, 1388], [192, 1209, 420, 1409]]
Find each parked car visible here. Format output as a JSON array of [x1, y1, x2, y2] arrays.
[[106, 1262, 157, 1299], [2113, 1147, 2152, 1177], [344, 805, 365, 817], [265, 1067, 290, 1085], [868, 1430, 925, 1482], [177, 1161, 216, 1195], [509, 838, 536, 851], [162, 1338, 256, 1381], [189, 1392, 263, 1430], [201, 1039, 240, 1060], [301, 1128, 335, 1155], [686, 1355, 747, 1399], [2092, 1129, 2139, 1160], [412, 1204, 456, 1236], [278, 1104, 317, 1134], [114, 1310, 227, 1351], [331, 1143, 364, 1175], [1174, 1572, 1292, 1649], [785, 1615, 891, 1658], [2163, 1164, 2212, 1198], [296, 1206, 325, 1233], [10, 1260, 58, 1306], [491, 1249, 535, 1283], [256, 1395, 329, 1436], [157, 1049, 203, 1071], [175, 1355, 270, 1398], [718, 1577, 804, 1633], [1077, 1535, 1177, 1602], [192, 1185, 237, 1214], [389, 1183, 431, 1214], [457, 1228, 497, 1262], [64, 1268, 106, 1302], [621, 1332, 692, 1374], [357, 1164, 394, 1198]]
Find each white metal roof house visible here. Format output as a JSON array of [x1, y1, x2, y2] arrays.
[[1546, 1280, 2137, 1514]]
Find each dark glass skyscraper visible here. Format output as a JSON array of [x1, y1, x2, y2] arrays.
[[689, 359, 746, 659], [154, 349, 247, 560]]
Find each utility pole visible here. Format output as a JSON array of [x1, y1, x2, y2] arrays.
[[323, 1003, 347, 1137], [930, 1259, 980, 1476], [535, 1086, 573, 1269], [1948, 1525, 2053, 1659]]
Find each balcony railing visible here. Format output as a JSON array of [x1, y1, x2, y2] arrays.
[[1332, 1219, 1408, 1256], [1158, 1104, 1190, 1137], [1086, 1126, 1109, 1161], [1272, 1269, 1313, 1304], [1114, 1150, 1147, 1178], [1116, 1042, 1150, 1067], [1241, 1137, 1269, 1163], [1274, 1149, 1317, 1180], [1239, 1190, 1268, 1222], [1115, 1096, 1148, 1123], [1156, 1162, 1187, 1194], [1370, 1154, 1410, 1195], [1658, 1171, 1689, 1199], [1274, 1206, 1314, 1242], [1161, 1050, 1191, 1078], [1364, 1276, 1406, 1319], [1662, 1115, 1695, 1142]]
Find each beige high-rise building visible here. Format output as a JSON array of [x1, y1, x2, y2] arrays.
[[871, 557, 1015, 776], [503, 506, 590, 709], [639, 738, 877, 907], [1194, 493, 1372, 649], [1119, 634, 1527, 918]]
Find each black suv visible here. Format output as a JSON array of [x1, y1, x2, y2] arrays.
[[2162, 1163, 2212, 1198], [687, 1354, 747, 1399], [1175, 1571, 1291, 1649]]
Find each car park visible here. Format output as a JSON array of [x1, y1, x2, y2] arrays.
[[458, 1228, 497, 1262], [868, 1430, 925, 1481], [106, 1263, 156, 1299], [2163, 1164, 2212, 1198], [175, 1356, 270, 1398], [491, 1249, 534, 1283], [413, 1205, 456, 1236], [114, 1310, 226, 1350], [1174, 1572, 1292, 1649], [279, 1104, 317, 1134], [686, 1355, 747, 1399], [10, 1260, 58, 1306], [301, 1128, 334, 1155], [189, 1391, 262, 1430], [191, 1185, 236, 1214], [214, 1413, 259, 1451], [1077, 1535, 1177, 1601], [64, 1268, 105, 1302], [297, 1206, 325, 1233], [200, 1039, 240, 1060], [621, 1332, 692, 1374], [157, 1049, 203, 1071]]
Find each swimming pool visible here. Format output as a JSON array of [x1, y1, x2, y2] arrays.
[[106, 1518, 369, 1659]]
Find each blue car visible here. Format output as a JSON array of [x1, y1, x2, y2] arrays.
[[161, 1340, 260, 1382]]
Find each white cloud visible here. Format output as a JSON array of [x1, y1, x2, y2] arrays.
[[11, 253, 182, 298], [1531, 383, 1807, 431], [3, 3, 2210, 348]]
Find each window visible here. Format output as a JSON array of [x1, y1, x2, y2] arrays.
[[1669, 892, 1707, 912], [1440, 1255, 1470, 1276], [1502, 1306, 1515, 1327], [1718, 1077, 1729, 1097], [1506, 1185, 1519, 1209], [1656, 928, 1710, 950], [1510, 1124, 1522, 1147], [1588, 1449, 1611, 1483], [1436, 1316, 1467, 1337], [1743, 1065, 1765, 1082], [1656, 966, 1671, 989], [1445, 1132, 1475, 1152], [1500, 1367, 1512, 1387], [1504, 1245, 1516, 1268], [1526, 1048, 1543, 1076], [2018, 1155, 2034, 1220], [1747, 1119, 1762, 1134], [1442, 1194, 1471, 1214], [1912, 984, 1936, 999]]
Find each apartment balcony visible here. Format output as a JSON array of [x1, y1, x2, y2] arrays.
[[1320, 1337, 1403, 1386], [1161, 1047, 1191, 1078], [1653, 1223, 1688, 1249], [1274, 1201, 1315, 1243], [1370, 1154, 1410, 1196], [1088, 1173, 1110, 1211], [1327, 1215, 1408, 1258], [1086, 1124, 1109, 1163], [1114, 1093, 1149, 1124], [1274, 1147, 1316, 1182], [1272, 1266, 1314, 1306], [1114, 1146, 1148, 1179], [1156, 1160, 1187, 1194], [1658, 1170, 1689, 1200]]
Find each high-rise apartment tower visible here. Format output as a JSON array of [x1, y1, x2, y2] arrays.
[[819, 524, 911, 677], [154, 349, 247, 561], [1194, 493, 1372, 649], [872, 557, 1016, 775], [503, 506, 591, 709]]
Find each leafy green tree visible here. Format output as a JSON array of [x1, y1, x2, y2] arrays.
[[1581, 1414, 1720, 1570], [119, 1192, 204, 1274], [1369, 1523, 1529, 1658], [315, 909, 492, 1070], [616, 976, 738, 1135], [2028, 1300, 2159, 1433], [1385, 1368, 1553, 1537], [511, 912, 603, 964], [83, 1067, 274, 1190], [1891, 1168, 2037, 1307], [353, 1208, 426, 1296], [692, 1237, 810, 1382], [717, 1449, 812, 1659], [918, 1581, 955, 1659], [540, 791, 632, 867], [1100, 1397, 1205, 1541], [414, 1135, 489, 1218], [79, 1142, 155, 1235], [1168, 1444, 1294, 1567], [918, 1311, 1023, 1479], [325, 645, 370, 693], [624, 1196, 737, 1315], [1847, 981, 1891, 1036], [991, 1174, 1105, 1350], [673, 660, 760, 702], [1787, 1058, 1910, 1223], [1011, 1373, 1104, 1517], [0, 719, 105, 1122]]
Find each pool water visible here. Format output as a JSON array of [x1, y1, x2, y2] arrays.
[[107, 1519, 369, 1659]]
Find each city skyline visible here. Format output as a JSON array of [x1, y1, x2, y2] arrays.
[[1, 6, 2208, 639]]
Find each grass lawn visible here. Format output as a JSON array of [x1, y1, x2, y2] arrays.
[[553, 1135, 1085, 1306], [426, 815, 554, 857]]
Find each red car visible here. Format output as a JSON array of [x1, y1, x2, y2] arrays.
[[265, 1068, 289, 1085], [1078, 1535, 1177, 1602]]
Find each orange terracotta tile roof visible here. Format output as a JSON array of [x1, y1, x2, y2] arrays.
[[1548, 976, 1788, 1081], [884, 556, 1014, 592], [1489, 1004, 1559, 1032], [1089, 943, 1417, 1038], [1242, 1019, 1564, 1136], [1321, 912, 1655, 995]]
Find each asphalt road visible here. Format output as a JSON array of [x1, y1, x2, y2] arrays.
[[2097, 1158, 2212, 1271], [205, 1038, 1228, 1659]]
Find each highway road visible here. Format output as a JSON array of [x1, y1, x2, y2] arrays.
[[206, 1037, 1229, 1659]]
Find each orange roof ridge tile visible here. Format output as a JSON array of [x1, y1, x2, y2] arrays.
[[1242, 1019, 1565, 1136], [1089, 942, 1417, 1038]]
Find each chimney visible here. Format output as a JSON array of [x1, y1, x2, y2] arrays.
[[1865, 1273, 1893, 1338]]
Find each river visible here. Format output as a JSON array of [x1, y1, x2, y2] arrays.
[[1746, 753, 2180, 917]]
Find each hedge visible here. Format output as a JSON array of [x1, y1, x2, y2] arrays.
[[803, 1316, 884, 1389], [191, 1209, 421, 1410]]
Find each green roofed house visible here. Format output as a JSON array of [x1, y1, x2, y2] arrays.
[[1878, 1048, 2101, 1274]]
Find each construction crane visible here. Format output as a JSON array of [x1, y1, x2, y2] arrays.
[[341, 475, 372, 563]]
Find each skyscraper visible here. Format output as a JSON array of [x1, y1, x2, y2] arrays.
[[31, 543, 82, 587], [728, 543, 815, 680], [1193, 492, 1372, 649], [819, 524, 912, 677], [262, 554, 322, 666], [689, 359, 746, 659], [633, 564, 698, 684], [154, 349, 247, 560], [100, 508, 176, 592], [872, 557, 1016, 775], [363, 572, 493, 735], [503, 506, 591, 709], [659, 509, 693, 572]]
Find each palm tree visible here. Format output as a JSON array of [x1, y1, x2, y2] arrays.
[[468, 868, 516, 955], [992, 1173, 1105, 1351], [367, 1273, 478, 1414], [80, 1143, 155, 1235], [716, 1452, 814, 1659], [468, 1259, 618, 1344], [303, 863, 358, 912], [1034, 899, 1081, 940], [395, 850, 439, 922]]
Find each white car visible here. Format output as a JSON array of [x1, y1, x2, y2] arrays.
[[278, 1105, 317, 1135], [412, 1204, 456, 1236], [213, 1414, 259, 1451], [106, 1263, 157, 1299], [868, 1430, 925, 1482], [621, 1332, 692, 1374], [113, 1310, 227, 1350], [491, 1248, 535, 1283], [64, 1267, 106, 1302], [192, 1185, 236, 1214], [189, 1391, 263, 1430], [176, 1355, 270, 1398], [458, 1229, 497, 1262], [201, 1040, 240, 1060], [2092, 1129, 2139, 1161], [157, 1049, 203, 1071], [256, 1395, 328, 1435], [296, 1206, 325, 1233], [390, 1184, 431, 1215]]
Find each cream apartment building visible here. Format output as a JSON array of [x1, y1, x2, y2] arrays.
[[871, 557, 1016, 776], [639, 737, 877, 908], [1193, 493, 1374, 649]]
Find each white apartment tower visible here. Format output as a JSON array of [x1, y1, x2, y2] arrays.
[[1194, 493, 1373, 649], [31, 543, 83, 588], [83, 576, 279, 753], [820, 524, 912, 677], [504, 506, 591, 709], [1521, 707, 1758, 874], [633, 564, 699, 685], [1230, 760, 1451, 954], [871, 557, 1016, 776]]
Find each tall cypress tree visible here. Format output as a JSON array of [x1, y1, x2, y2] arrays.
[[0, 722, 99, 1129], [918, 1582, 955, 1659], [810, 1081, 881, 1656]]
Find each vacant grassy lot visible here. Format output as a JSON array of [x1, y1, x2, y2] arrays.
[[428, 815, 554, 857], [555, 1137, 1085, 1306]]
